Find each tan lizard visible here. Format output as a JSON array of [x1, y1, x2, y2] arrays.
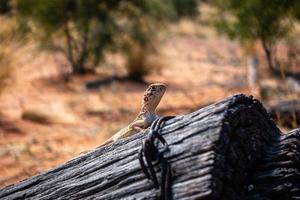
[[101, 83, 166, 146]]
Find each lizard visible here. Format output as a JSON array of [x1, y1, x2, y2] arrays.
[[100, 83, 167, 146]]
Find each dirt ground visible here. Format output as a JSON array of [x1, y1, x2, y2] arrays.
[[0, 21, 293, 188]]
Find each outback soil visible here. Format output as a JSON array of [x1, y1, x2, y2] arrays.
[[0, 24, 295, 187]]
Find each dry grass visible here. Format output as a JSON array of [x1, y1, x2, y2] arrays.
[[125, 42, 164, 81], [0, 52, 13, 94], [0, 16, 21, 94]]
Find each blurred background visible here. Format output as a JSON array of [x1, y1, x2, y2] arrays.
[[0, 0, 299, 187]]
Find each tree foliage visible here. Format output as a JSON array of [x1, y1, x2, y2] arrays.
[[0, 0, 11, 15], [212, 0, 299, 70], [117, 0, 199, 80], [16, 0, 118, 74], [15, 0, 199, 76]]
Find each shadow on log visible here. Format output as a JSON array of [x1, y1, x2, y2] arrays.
[[0, 94, 299, 199]]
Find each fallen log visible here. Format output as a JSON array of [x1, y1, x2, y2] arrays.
[[0, 94, 299, 199], [245, 128, 300, 199], [286, 77, 300, 94], [269, 99, 300, 128]]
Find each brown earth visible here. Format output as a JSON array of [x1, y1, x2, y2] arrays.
[[0, 22, 297, 188]]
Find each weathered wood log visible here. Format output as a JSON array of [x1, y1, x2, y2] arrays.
[[286, 77, 300, 94], [0, 94, 299, 199], [245, 128, 300, 199], [269, 99, 300, 128]]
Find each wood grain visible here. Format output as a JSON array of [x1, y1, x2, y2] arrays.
[[0, 94, 299, 200]]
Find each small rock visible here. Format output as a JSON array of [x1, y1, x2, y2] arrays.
[[22, 102, 78, 124]]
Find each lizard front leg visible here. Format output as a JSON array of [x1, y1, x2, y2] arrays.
[[100, 119, 146, 146], [122, 119, 147, 138]]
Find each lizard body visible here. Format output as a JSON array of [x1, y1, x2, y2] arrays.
[[101, 83, 166, 146]]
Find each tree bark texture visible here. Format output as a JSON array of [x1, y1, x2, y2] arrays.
[[0, 94, 299, 200]]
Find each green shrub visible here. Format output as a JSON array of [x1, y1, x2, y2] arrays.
[[212, 0, 300, 70], [125, 43, 152, 81], [14, 0, 200, 78]]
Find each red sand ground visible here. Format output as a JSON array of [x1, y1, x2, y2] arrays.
[[0, 29, 294, 187]]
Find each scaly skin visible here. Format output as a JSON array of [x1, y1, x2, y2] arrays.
[[101, 83, 166, 146]]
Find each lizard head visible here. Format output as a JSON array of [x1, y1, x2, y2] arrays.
[[142, 83, 166, 112]]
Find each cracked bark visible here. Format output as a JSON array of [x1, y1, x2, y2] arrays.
[[0, 94, 299, 200]]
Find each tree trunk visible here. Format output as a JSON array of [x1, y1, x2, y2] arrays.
[[261, 39, 274, 71], [72, 63, 87, 74], [246, 55, 261, 97], [63, 21, 89, 75], [0, 94, 299, 199]]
